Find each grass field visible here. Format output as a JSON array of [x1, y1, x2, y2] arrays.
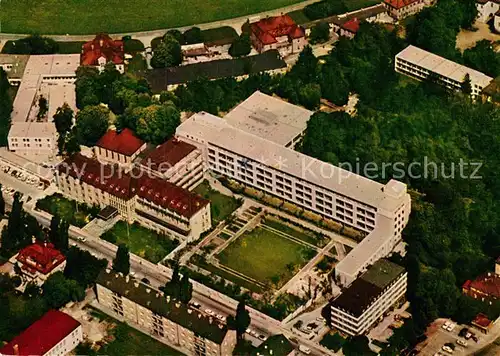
[[101, 222, 179, 263], [0, 0, 305, 35], [35, 193, 97, 227], [194, 180, 241, 225], [262, 217, 327, 247], [218, 227, 315, 285]]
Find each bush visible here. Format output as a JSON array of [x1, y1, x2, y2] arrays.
[[2, 35, 59, 54], [304, 0, 348, 20], [123, 39, 145, 53], [229, 34, 252, 57], [310, 22, 330, 44]]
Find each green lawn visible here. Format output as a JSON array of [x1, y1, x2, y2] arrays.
[[218, 227, 316, 286], [85, 308, 184, 355], [0, 0, 306, 35], [101, 222, 179, 263], [345, 0, 380, 11], [287, 9, 310, 24], [194, 180, 241, 225], [262, 217, 327, 247], [35, 193, 97, 227]]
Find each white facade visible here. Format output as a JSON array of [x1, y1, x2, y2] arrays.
[[176, 111, 411, 286], [384, 0, 427, 20], [495, 11, 500, 32], [42, 325, 83, 356], [395, 45, 493, 98], [331, 270, 407, 335], [476, 0, 500, 23], [95, 143, 147, 168]]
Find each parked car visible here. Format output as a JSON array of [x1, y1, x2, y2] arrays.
[[442, 345, 453, 354], [258, 334, 266, 341], [442, 321, 451, 330], [456, 339, 467, 347], [190, 302, 201, 309], [299, 345, 311, 355], [446, 323, 456, 332]]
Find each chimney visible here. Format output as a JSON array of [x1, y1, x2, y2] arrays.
[[146, 288, 151, 293], [125, 275, 130, 283], [106, 268, 111, 273], [166, 295, 170, 302], [13, 344, 19, 356], [188, 309, 193, 314], [209, 317, 213, 324], [32, 236, 36, 244], [134, 282, 139, 288], [175, 302, 180, 308]]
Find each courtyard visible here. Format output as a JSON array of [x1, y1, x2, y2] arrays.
[[217, 226, 316, 287], [35, 193, 98, 228], [194, 180, 241, 225], [101, 221, 179, 263]]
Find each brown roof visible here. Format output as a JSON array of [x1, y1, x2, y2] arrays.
[[472, 313, 492, 329], [140, 137, 197, 174]]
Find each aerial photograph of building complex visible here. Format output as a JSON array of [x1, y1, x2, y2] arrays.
[[1, 0, 500, 355]]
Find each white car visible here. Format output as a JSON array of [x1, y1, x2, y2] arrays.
[[442, 345, 453, 354], [447, 323, 456, 332], [205, 309, 214, 316], [216, 314, 226, 322], [457, 339, 467, 347], [299, 345, 311, 355], [442, 321, 451, 330]]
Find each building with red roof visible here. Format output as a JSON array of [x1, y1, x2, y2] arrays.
[[11, 241, 66, 291], [139, 137, 203, 190], [383, 0, 428, 20], [462, 257, 500, 304], [56, 154, 211, 240], [95, 128, 147, 168], [472, 313, 493, 334], [81, 34, 125, 73], [249, 15, 307, 55], [0, 310, 82, 356]]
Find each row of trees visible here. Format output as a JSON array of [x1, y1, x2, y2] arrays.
[[0, 68, 12, 146]]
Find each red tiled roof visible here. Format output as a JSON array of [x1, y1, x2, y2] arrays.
[[81, 33, 124, 66], [57, 155, 208, 218], [16, 242, 65, 275], [462, 273, 500, 298], [250, 15, 305, 45], [384, 0, 421, 9], [140, 137, 197, 173], [137, 175, 209, 218], [96, 128, 145, 156], [342, 18, 361, 34], [0, 310, 80, 356], [57, 154, 135, 200], [472, 313, 492, 329]]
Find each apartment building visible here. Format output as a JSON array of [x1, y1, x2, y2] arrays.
[[0, 310, 83, 356], [476, 0, 500, 22], [10, 241, 66, 292], [96, 270, 237, 356], [176, 110, 410, 286], [7, 54, 79, 161], [330, 259, 407, 336], [95, 128, 147, 168], [139, 137, 204, 190], [249, 15, 307, 56], [56, 153, 211, 240], [395, 45, 493, 98], [384, 0, 427, 20]]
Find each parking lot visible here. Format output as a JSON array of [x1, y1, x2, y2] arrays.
[[420, 319, 483, 355], [0, 163, 46, 204]]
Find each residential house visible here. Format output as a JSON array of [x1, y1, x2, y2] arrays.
[[81, 34, 125, 73], [384, 0, 427, 20], [0, 310, 82, 356], [95, 128, 147, 169]]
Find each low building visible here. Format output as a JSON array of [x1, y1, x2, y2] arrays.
[[56, 154, 211, 240], [7, 54, 80, 161], [81, 33, 125, 73], [481, 75, 500, 103], [0, 310, 82, 356], [96, 269, 237, 355], [0, 54, 29, 86], [495, 10, 500, 32], [249, 15, 307, 56], [395, 45, 493, 98], [330, 259, 407, 336], [471, 313, 493, 334], [11, 241, 66, 291], [139, 137, 203, 190], [95, 128, 147, 168], [384, 0, 427, 20], [462, 257, 500, 304], [337, 18, 360, 39], [223, 91, 313, 148], [252, 334, 295, 355], [476, 0, 500, 23]]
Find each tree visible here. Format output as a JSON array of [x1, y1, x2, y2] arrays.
[[113, 244, 130, 275], [42, 272, 84, 308], [64, 246, 107, 288], [310, 22, 330, 44], [179, 272, 193, 304], [342, 335, 371, 356], [183, 27, 203, 44], [166, 29, 183, 43], [37, 95, 48, 120], [229, 34, 251, 58], [2, 35, 59, 55], [228, 300, 251, 341], [463, 40, 500, 77], [461, 74, 472, 96], [54, 219, 70, 252], [164, 262, 181, 298], [99, 62, 122, 104], [289, 46, 318, 83], [53, 103, 74, 135], [151, 35, 183, 68], [1, 192, 27, 253], [75, 66, 101, 109], [298, 83, 322, 109], [0, 68, 12, 146], [24, 282, 41, 298], [49, 214, 60, 247], [135, 102, 180, 144], [0, 184, 5, 216], [75, 105, 110, 146]]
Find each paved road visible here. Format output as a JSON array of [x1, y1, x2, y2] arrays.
[[0, 0, 321, 47]]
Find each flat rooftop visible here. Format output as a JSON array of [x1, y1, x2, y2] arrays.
[[8, 122, 56, 138], [23, 54, 80, 76], [0, 54, 29, 79], [176, 112, 407, 211], [223, 91, 313, 146], [331, 259, 405, 317], [396, 45, 493, 87]]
